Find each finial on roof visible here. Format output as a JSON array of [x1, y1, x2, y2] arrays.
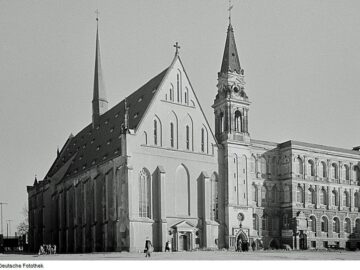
[[173, 42, 181, 56], [228, 0, 234, 25], [34, 175, 38, 185], [57, 146, 60, 157], [95, 9, 100, 22]]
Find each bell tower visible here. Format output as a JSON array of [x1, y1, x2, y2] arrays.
[[214, 20, 254, 250], [212, 23, 250, 145]]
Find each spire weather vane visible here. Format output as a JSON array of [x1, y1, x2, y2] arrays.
[[173, 42, 181, 55]]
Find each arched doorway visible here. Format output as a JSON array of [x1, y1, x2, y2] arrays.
[[236, 231, 248, 251]]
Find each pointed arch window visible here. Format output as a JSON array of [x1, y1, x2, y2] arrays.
[[201, 128, 205, 152], [170, 123, 174, 148], [184, 87, 189, 104], [139, 168, 151, 218], [176, 73, 180, 102], [153, 120, 158, 145], [186, 125, 190, 150], [169, 87, 173, 101]]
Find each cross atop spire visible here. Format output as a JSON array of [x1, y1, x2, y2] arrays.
[[173, 42, 181, 55], [228, 0, 234, 25], [95, 9, 100, 22]]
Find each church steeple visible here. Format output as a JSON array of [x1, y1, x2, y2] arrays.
[[92, 14, 108, 126], [220, 23, 241, 74], [213, 21, 250, 145]]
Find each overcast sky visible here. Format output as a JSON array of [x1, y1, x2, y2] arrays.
[[1, 0, 360, 232]]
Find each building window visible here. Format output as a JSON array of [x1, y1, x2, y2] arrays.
[[297, 186, 304, 203], [252, 184, 258, 204], [307, 160, 315, 176], [343, 191, 350, 207], [333, 217, 340, 233], [344, 218, 351, 233], [201, 128, 205, 152], [219, 112, 224, 133], [331, 163, 338, 180], [184, 87, 189, 104], [355, 192, 360, 208], [186, 125, 190, 150], [321, 216, 328, 232], [169, 87, 173, 101], [139, 168, 151, 218], [355, 219, 360, 233], [261, 186, 267, 205], [154, 120, 158, 145], [320, 189, 327, 205], [253, 214, 259, 231], [308, 188, 316, 204], [319, 161, 327, 178], [170, 123, 174, 148], [354, 166, 360, 182], [332, 190, 338, 206], [250, 156, 256, 174], [234, 110, 242, 132], [260, 157, 267, 177], [309, 216, 316, 232], [177, 73, 180, 102], [343, 165, 350, 182], [262, 215, 268, 230]]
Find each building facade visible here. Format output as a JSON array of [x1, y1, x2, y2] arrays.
[[27, 19, 360, 253]]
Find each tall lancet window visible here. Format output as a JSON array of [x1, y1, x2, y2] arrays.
[[170, 123, 174, 148], [177, 73, 180, 102], [186, 125, 190, 150], [139, 168, 151, 218], [234, 110, 242, 132], [154, 120, 158, 145], [201, 128, 205, 152]]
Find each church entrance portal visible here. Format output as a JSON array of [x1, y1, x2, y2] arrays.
[[236, 231, 249, 251], [299, 231, 307, 250], [178, 234, 190, 251]]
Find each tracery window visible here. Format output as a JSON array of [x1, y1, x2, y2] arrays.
[[139, 168, 151, 218]]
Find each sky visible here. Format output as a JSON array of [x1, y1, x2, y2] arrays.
[[0, 0, 360, 234]]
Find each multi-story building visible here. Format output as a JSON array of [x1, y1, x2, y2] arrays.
[[27, 15, 360, 253]]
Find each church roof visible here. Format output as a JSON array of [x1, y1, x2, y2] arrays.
[[220, 24, 241, 74], [46, 67, 168, 179]]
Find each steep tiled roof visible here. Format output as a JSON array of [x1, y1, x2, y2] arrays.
[[46, 67, 168, 179]]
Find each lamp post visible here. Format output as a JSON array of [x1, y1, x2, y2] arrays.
[[6, 220, 12, 238]]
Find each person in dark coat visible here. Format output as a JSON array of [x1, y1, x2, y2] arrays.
[[145, 239, 153, 257]]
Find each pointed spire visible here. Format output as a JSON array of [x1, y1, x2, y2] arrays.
[[92, 11, 108, 126], [57, 146, 60, 157], [220, 23, 242, 74], [34, 175, 38, 185]]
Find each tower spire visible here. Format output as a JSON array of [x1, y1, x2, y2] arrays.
[[92, 10, 108, 126], [220, 19, 241, 74]]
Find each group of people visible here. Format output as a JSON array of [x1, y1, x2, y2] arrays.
[[38, 244, 56, 255], [236, 239, 250, 252]]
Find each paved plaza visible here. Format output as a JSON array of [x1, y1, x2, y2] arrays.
[[0, 250, 360, 260]]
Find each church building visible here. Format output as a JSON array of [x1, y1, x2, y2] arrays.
[[27, 14, 360, 253]]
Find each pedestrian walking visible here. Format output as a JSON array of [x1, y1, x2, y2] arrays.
[[145, 239, 153, 257]]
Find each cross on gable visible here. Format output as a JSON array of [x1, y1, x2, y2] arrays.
[[173, 42, 180, 55]]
